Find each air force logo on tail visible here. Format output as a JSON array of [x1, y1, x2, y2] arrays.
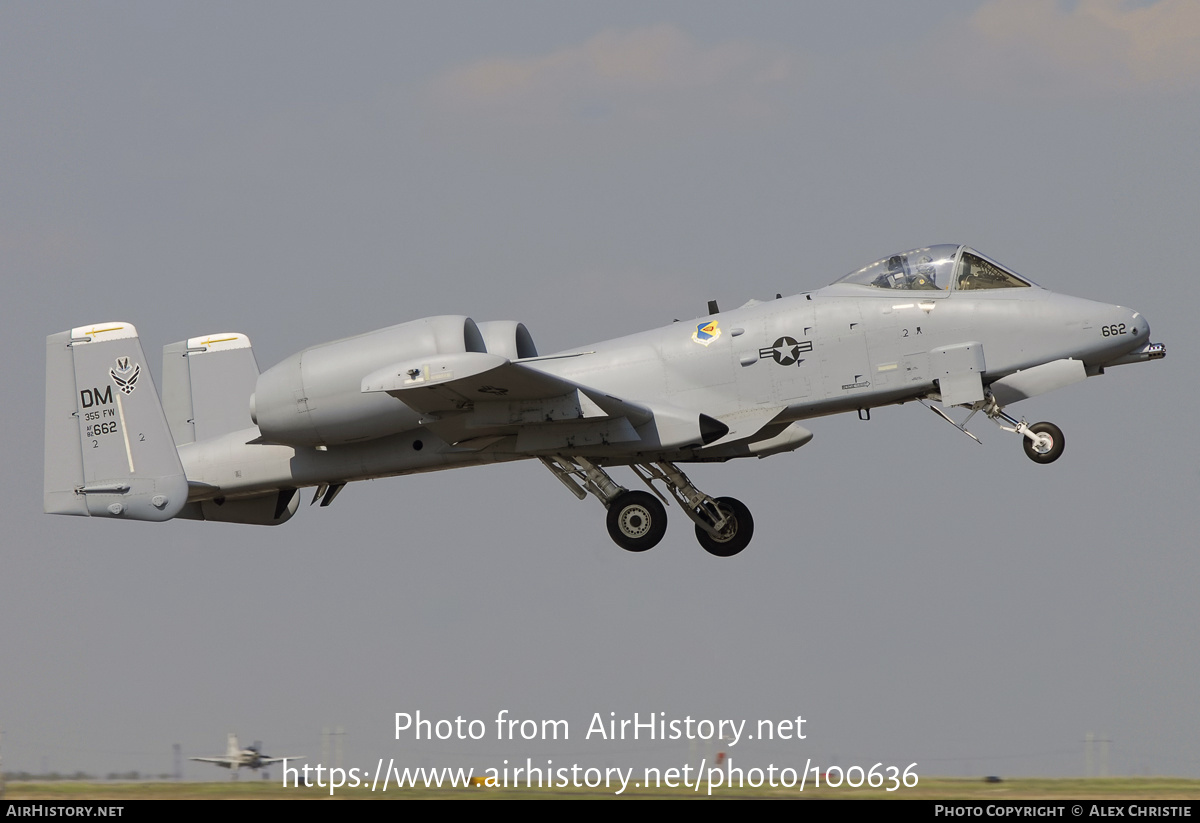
[[109, 357, 140, 395]]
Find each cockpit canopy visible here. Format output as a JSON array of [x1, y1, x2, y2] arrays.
[[834, 245, 1035, 292]]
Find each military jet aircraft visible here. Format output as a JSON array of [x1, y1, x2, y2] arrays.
[[44, 244, 1164, 556], [190, 734, 300, 778]]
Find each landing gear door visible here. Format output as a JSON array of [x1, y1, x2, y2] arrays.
[[932, 342, 985, 406]]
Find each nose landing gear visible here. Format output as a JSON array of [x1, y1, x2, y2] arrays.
[[1020, 421, 1064, 464], [923, 392, 1066, 464], [978, 397, 1065, 464]]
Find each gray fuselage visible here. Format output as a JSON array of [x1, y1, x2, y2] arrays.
[[177, 281, 1147, 501]]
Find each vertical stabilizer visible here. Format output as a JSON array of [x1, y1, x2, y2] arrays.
[[44, 323, 187, 521], [162, 333, 259, 446]]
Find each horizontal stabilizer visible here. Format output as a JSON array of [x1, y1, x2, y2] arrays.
[[176, 489, 299, 525]]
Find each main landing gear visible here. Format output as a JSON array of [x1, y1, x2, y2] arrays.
[[925, 392, 1065, 464], [606, 491, 667, 552], [539, 456, 753, 556]]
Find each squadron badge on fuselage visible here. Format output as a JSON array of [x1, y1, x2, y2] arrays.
[[692, 320, 721, 346]]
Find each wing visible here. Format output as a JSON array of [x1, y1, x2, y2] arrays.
[[362, 352, 730, 453], [190, 757, 236, 765]]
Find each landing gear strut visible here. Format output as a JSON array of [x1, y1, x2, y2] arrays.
[[973, 394, 1065, 464], [630, 462, 753, 556], [929, 392, 1066, 464], [539, 456, 754, 556]]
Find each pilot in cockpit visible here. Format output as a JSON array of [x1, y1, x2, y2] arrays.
[[872, 254, 940, 290], [911, 256, 940, 289]]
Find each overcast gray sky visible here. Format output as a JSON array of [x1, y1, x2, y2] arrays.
[[3, 1, 1198, 784]]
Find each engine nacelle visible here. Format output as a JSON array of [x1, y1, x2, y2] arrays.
[[475, 320, 538, 360], [251, 316, 487, 446]]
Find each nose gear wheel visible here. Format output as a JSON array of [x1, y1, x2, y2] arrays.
[[1022, 421, 1064, 464]]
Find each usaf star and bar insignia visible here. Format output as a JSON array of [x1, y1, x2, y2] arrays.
[[758, 336, 812, 366]]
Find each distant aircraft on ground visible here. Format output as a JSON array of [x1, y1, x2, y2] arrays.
[[45, 244, 1163, 555], [190, 734, 299, 778]]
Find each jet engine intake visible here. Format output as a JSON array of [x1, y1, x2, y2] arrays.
[[476, 320, 538, 360]]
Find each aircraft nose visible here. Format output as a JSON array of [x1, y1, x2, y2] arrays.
[[1130, 310, 1149, 342], [1122, 308, 1157, 353], [1099, 307, 1165, 366], [1105, 306, 1147, 347]]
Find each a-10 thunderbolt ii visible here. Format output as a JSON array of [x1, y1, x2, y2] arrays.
[[191, 734, 301, 779], [44, 244, 1164, 556]]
